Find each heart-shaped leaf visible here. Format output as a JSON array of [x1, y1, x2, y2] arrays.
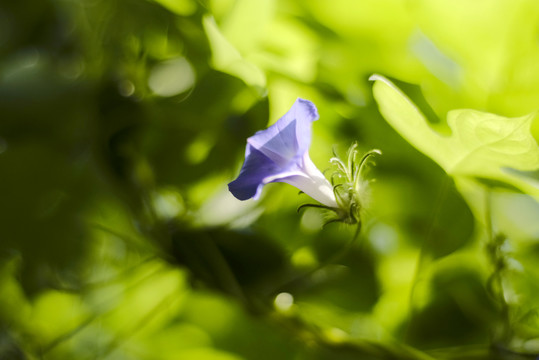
[[370, 74, 539, 199]]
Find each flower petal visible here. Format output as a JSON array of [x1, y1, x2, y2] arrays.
[[267, 153, 338, 208], [229, 99, 336, 207], [228, 145, 282, 200], [247, 98, 319, 167]]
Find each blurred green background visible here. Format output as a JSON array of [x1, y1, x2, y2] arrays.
[[1, 0, 539, 359]]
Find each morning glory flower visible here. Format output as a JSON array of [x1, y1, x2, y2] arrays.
[[228, 98, 338, 208]]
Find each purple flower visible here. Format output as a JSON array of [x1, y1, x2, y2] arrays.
[[228, 99, 338, 208]]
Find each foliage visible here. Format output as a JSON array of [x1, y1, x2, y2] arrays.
[[371, 74, 539, 200], [1, 0, 539, 359]]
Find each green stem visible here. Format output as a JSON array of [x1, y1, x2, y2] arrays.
[[269, 221, 362, 296], [484, 187, 511, 345], [404, 175, 450, 341], [267, 306, 435, 360]]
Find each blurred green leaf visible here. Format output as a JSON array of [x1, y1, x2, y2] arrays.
[[203, 15, 266, 91]]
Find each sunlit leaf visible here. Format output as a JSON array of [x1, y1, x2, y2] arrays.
[[203, 15, 266, 91], [370, 74, 539, 199]]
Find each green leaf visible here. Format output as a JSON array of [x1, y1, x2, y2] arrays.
[[203, 15, 266, 91], [152, 0, 197, 16], [370, 74, 539, 199]]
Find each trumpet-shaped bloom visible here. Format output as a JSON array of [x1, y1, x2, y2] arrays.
[[228, 99, 338, 208]]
